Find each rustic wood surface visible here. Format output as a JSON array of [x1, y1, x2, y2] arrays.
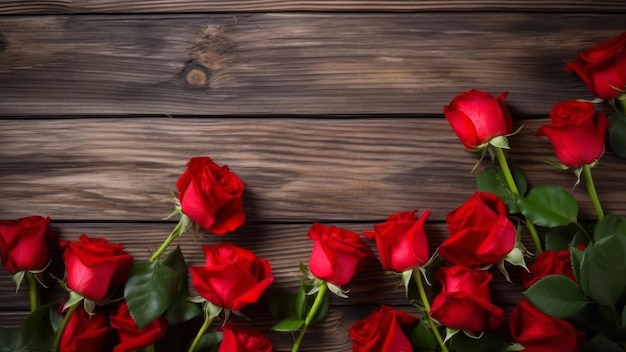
[[1, 4, 625, 351], [0, 14, 624, 116]]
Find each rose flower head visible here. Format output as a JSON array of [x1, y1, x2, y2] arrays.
[[218, 321, 273, 352], [307, 223, 375, 286], [522, 247, 579, 289], [363, 210, 431, 273], [110, 301, 168, 352], [177, 156, 245, 235], [537, 100, 609, 168], [430, 266, 504, 332], [349, 305, 418, 352], [0, 215, 53, 274], [565, 31, 626, 100], [59, 305, 110, 352], [190, 242, 274, 312], [444, 89, 513, 150], [439, 192, 517, 267], [62, 234, 134, 302]]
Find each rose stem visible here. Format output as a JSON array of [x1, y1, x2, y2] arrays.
[[187, 312, 214, 352], [413, 271, 449, 352], [25, 271, 37, 312], [583, 165, 604, 220], [51, 301, 80, 352], [618, 94, 626, 113], [149, 215, 187, 261], [493, 146, 543, 253], [292, 283, 328, 352]]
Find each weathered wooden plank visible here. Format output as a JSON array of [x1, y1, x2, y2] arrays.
[[0, 1, 623, 14], [0, 118, 623, 222], [0, 13, 623, 116]]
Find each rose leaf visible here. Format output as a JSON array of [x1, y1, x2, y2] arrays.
[[523, 274, 588, 318]]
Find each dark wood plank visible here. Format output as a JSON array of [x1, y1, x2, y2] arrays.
[[0, 13, 623, 116], [1, 118, 623, 222], [0, 1, 623, 14]]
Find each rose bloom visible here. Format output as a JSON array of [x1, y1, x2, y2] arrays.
[[522, 248, 578, 289], [536, 101, 609, 168], [349, 305, 418, 352], [0, 215, 52, 273], [218, 322, 273, 352], [62, 234, 134, 301], [510, 299, 586, 352], [190, 242, 274, 311], [444, 89, 513, 150], [110, 302, 168, 352], [59, 306, 110, 352], [363, 210, 431, 273], [307, 223, 375, 286], [438, 192, 516, 267], [177, 156, 245, 235], [565, 31, 626, 100], [430, 266, 504, 332]]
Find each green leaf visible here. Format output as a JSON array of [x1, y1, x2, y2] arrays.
[[448, 331, 509, 352], [570, 245, 584, 285], [581, 333, 625, 352], [608, 111, 626, 159], [0, 328, 27, 352], [545, 224, 584, 251], [21, 303, 57, 351], [517, 185, 578, 227], [272, 319, 305, 332], [621, 305, 626, 329], [523, 274, 588, 318], [476, 164, 527, 214], [409, 319, 438, 351], [124, 260, 179, 329], [160, 247, 202, 324], [594, 215, 626, 241], [295, 285, 306, 319], [193, 331, 223, 352], [579, 235, 626, 306]]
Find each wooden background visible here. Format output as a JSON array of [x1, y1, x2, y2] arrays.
[[1, 2, 625, 351]]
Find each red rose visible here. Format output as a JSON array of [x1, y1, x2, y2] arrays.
[[430, 266, 504, 332], [190, 243, 274, 311], [217, 322, 273, 352], [444, 89, 513, 150], [307, 223, 375, 286], [536, 101, 609, 168], [110, 302, 168, 352], [565, 32, 626, 100], [63, 234, 133, 301], [522, 248, 578, 289], [176, 157, 245, 235], [510, 299, 586, 352], [349, 305, 418, 352], [59, 306, 110, 352], [363, 210, 431, 273], [0, 216, 52, 273], [438, 192, 516, 267]]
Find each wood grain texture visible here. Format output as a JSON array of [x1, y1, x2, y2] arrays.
[[1, 118, 624, 222], [0, 13, 624, 116], [0, 1, 624, 14]]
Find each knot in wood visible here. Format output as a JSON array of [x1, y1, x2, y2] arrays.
[[182, 63, 210, 89]]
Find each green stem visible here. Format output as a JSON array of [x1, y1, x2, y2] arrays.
[[413, 271, 449, 352], [187, 311, 214, 352], [150, 215, 188, 261], [493, 147, 543, 253], [583, 165, 604, 220], [51, 301, 80, 352], [25, 271, 37, 312], [292, 283, 328, 352], [617, 94, 626, 113]]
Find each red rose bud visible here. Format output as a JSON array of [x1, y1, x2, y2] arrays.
[[439, 192, 516, 267], [190, 243, 274, 311], [510, 299, 586, 352], [565, 31, 626, 100], [307, 223, 375, 286], [217, 322, 273, 352], [522, 248, 579, 289], [537, 101, 609, 168], [62, 234, 133, 302], [444, 89, 513, 150], [349, 305, 418, 352], [110, 302, 168, 352], [363, 210, 431, 273], [0, 215, 52, 273], [59, 306, 110, 352], [176, 156, 245, 235], [430, 266, 504, 332]]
